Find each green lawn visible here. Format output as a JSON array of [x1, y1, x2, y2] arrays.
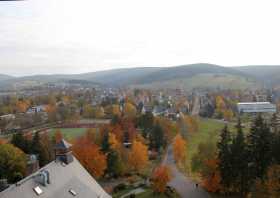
[[137, 189, 180, 198], [185, 118, 250, 178], [48, 128, 88, 140]]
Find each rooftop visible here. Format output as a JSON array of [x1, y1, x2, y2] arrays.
[[0, 157, 111, 198]]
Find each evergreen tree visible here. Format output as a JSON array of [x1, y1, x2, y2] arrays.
[[149, 124, 166, 151], [231, 118, 249, 195], [106, 150, 122, 177], [248, 114, 273, 180], [271, 113, 280, 164], [138, 112, 154, 138], [217, 125, 233, 191], [31, 132, 48, 167], [11, 132, 31, 154], [270, 113, 279, 134], [101, 131, 110, 153]]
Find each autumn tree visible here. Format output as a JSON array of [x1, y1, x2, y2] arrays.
[[191, 141, 216, 173], [0, 144, 27, 183], [184, 115, 198, 133], [123, 102, 137, 118], [151, 165, 172, 193], [16, 99, 30, 113], [45, 104, 57, 122], [109, 132, 121, 151], [128, 140, 148, 172], [223, 109, 234, 122], [106, 132, 124, 177], [106, 104, 121, 117], [73, 136, 107, 178], [202, 159, 221, 193], [54, 130, 63, 143], [264, 165, 280, 198], [40, 132, 54, 163], [173, 134, 187, 164]]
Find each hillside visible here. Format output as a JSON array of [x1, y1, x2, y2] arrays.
[[0, 74, 14, 82], [235, 65, 280, 87], [0, 64, 278, 90]]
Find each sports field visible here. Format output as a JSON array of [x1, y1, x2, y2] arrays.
[[48, 128, 88, 140]]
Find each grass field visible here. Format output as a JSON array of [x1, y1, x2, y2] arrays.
[[48, 128, 88, 140], [185, 118, 250, 179]]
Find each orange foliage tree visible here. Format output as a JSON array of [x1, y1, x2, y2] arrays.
[[54, 130, 63, 143], [108, 132, 121, 151], [73, 136, 107, 178], [264, 165, 280, 197], [152, 165, 172, 193], [173, 134, 187, 163], [201, 159, 221, 193], [184, 115, 198, 133], [128, 140, 148, 172], [16, 100, 30, 113]]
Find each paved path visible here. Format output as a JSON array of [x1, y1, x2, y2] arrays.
[[163, 145, 211, 198]]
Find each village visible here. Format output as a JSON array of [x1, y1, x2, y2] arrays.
[[0, 83, 279, 197]]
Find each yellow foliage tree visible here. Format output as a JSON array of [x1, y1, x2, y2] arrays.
[[173, 134, 187, 163], [124, 102, 137, 118], [184, 115, 198, 133], [223, 109, 234, 121], [128, 140, 148, 172]]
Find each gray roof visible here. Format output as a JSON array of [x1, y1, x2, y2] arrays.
[[237, 102, 276, 113], [54, 139, 72, 150], [0, 157, 111, 198]]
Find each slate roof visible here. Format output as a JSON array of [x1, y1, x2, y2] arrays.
[[54, 139, 72, 150], [0, 157, 111, 198]]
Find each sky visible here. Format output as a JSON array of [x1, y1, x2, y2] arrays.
[[1, 0, 280, 76]]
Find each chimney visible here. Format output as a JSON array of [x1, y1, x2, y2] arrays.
[[0, 179, 9, 192], [26, 154, 40, 176], [54, 139, 73, 164], [35, 170, 50, 186]]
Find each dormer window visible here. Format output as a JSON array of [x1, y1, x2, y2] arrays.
[[33, 186, 43, 195], [69, 189, 77, 196]]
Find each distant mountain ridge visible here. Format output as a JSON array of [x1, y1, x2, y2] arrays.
[[1, 64, 280, 90]]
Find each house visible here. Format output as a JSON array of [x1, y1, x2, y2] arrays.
[[237, 102, 276, 114], [141, 104, 153, 114], [152, 106, 167, 116], [0, 139, 111, 198], [26, 105, 46, 114]]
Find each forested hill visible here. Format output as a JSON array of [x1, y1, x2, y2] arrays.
[[2, 64, 280, 90]]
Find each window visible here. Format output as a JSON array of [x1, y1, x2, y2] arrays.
[[69, 189, 77, 196], [33, 186, 43, 195]]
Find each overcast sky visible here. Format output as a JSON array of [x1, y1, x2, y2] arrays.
[[1, 0, 280, 76]]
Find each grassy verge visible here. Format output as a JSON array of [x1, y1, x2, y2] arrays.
[[113, 187, 180, 198]]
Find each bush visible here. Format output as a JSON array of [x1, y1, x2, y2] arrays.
[[113, 183, 127, 193]]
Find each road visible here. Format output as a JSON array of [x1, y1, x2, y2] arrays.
[[191, 95, 200, 116], [163, 145, 211, 198]]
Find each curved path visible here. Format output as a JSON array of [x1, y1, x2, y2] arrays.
[[163, 145, 211, 198]]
